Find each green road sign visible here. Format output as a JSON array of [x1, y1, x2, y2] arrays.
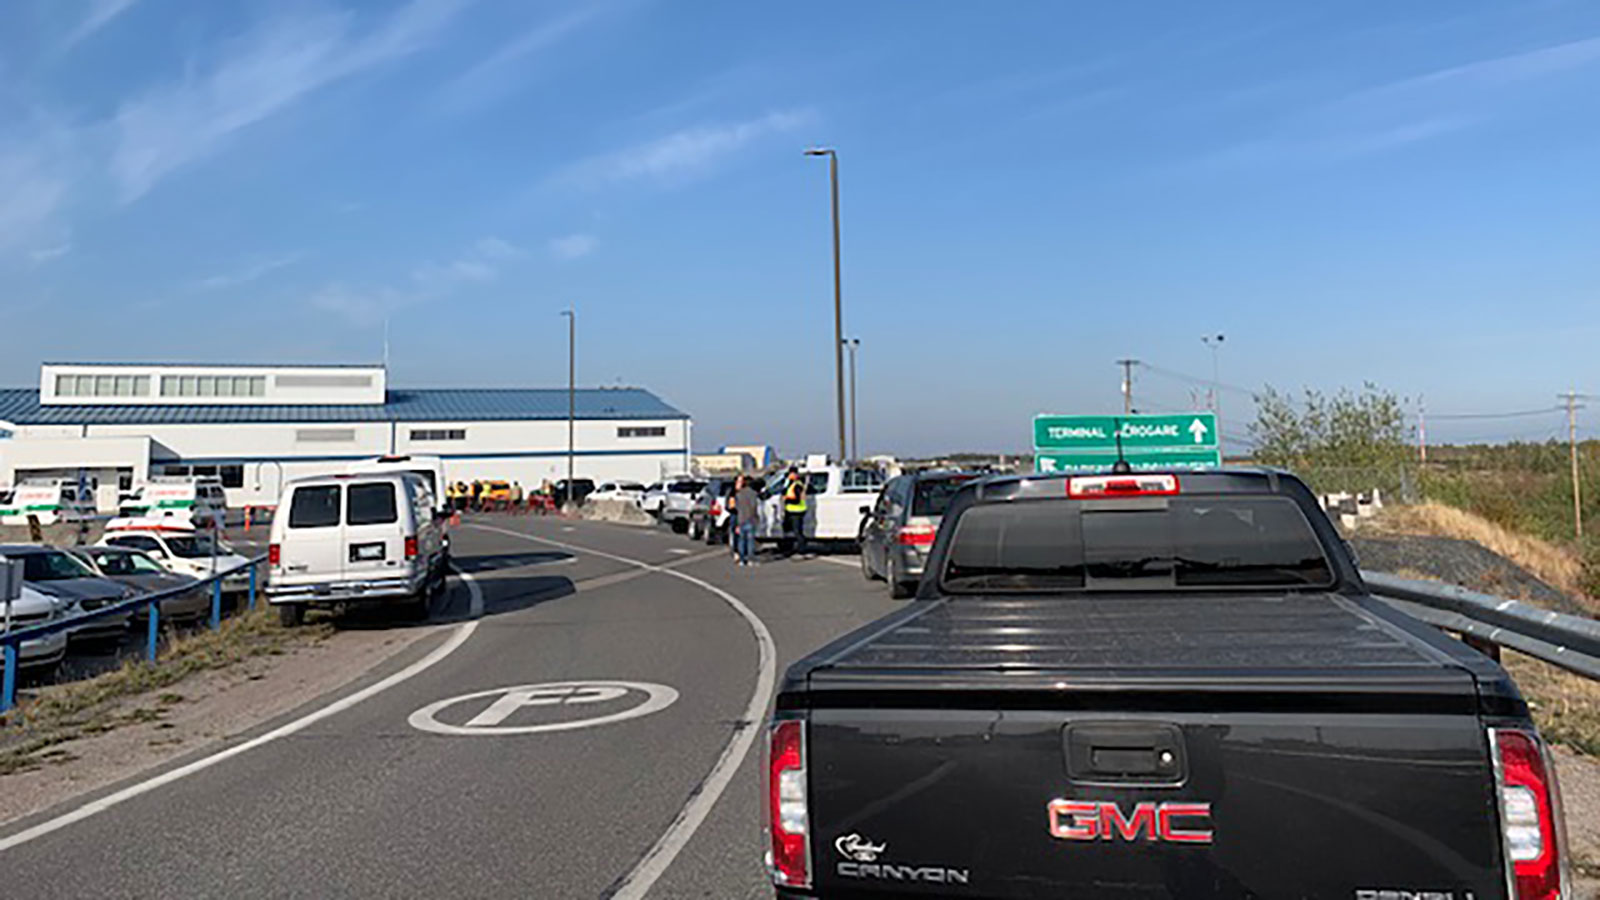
[[1033, 413, 1218, 453], [1035, 449, 1222, 474]]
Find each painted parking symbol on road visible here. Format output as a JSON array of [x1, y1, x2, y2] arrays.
[[407, 680, 679, 736]]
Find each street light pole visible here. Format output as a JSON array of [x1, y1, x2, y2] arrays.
[[843, 338, 860, 463], [561, 308, 575, 506], [806, 147, 847, 464]]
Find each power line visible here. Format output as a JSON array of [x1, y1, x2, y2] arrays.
[[1428, 407, 1564, 421], [1137, 362, 1258, 398]]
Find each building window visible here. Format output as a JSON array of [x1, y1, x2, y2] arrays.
[[617, 426, 667, 438], [56, 373, 151, 398], [161, 375, 265, 398], [410, 429, 466, 441], [275, 374, 373, 389], [296, 428, 357, 443]]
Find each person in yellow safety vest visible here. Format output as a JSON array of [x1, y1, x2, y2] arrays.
[[782, 467, 808, 557]]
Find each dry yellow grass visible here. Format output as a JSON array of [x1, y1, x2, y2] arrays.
[[1373, 501, 1589, 606]]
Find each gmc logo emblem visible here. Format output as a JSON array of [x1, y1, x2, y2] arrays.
[[1047, 800, 1213, 844]]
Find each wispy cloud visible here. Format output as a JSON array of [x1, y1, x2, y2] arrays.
[[196, 253, 303, 290], [311, 237, 521, 326], [434, 6, 610, 113], [0, 126, 77, 256], [110, 0, 472, 202], [1189, 36, 1600, 172], [548, 233, 597, 260], [555, 109, 816, 188], [62, 0, 139, 49], [28, 241, 73, 265]]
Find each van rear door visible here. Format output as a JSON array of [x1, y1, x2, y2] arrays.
[[277, 484, 343, 589], [343, 480, 405, 583]]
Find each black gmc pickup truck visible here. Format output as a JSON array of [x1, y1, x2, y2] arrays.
[[767, 469, 1570, 900]]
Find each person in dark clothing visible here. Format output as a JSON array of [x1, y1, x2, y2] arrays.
[[734, 475, 760, 566], [781, 468, 807, 557]]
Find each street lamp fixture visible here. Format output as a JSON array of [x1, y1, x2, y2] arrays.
[[805, 147, 847, 464]]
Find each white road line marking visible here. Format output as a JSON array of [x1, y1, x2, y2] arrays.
[[815, 555, 859, 568], [0, 572, 485, 854], [666, 548, 692, 555], [466, 523, 776, 899]]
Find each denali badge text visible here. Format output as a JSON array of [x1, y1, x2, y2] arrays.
[[834, 833, 971, 886], [1047, 800, 1214, 844]]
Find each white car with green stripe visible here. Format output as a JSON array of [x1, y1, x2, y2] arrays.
[[0, 482, 95, 526], [118, 478, 227, 529]]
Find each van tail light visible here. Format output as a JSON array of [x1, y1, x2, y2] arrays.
[[768, 718, 810, 889], [711, 502, 721, 517], [404, 537, 418, 559], [1068, 474, 1180, 498], [1492, 728, 1568, 900], [897, 524, 937, 546], [268, 543, 281, 566]]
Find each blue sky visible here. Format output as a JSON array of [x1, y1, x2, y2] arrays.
[[3, 0, 1600, 456]]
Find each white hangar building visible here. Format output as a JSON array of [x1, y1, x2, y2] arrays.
[[0, 362, 693, 507]]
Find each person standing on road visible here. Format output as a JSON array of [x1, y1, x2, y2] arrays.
[[782, 468, 808, 557], [510, 481, 524, 515], [734, 475, 760, 566]]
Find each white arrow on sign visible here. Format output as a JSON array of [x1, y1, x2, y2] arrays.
[[1188, 418, 1209, 444]]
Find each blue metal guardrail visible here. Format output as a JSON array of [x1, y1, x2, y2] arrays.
[[0, 555, 267, 713], [1364, 570, 1600, 681]]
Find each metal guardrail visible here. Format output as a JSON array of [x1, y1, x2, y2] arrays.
[[0, 555, 266, 713], [1363, 570, 1600, 680]]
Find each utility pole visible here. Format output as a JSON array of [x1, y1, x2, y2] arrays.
[[562, 307, 576, 507], [1116, 359, 1138, 414], [1417, 396, 1427, 464], [1562, 391, 1584, 538], [1201, 334, 1224, 436], [805, 148, 847, 463]]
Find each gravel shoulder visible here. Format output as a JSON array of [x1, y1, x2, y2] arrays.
[[0, 623, 431, 828]]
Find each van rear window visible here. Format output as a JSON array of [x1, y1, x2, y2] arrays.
[[288, 486, 340, 528], [348, 483, 398, 525], [942, 496, 1334, 593]]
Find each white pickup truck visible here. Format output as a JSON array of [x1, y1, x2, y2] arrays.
[[758, 464, 886, 544]]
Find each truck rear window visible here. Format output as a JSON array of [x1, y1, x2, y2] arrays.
[[941, 496, 1333, 593]]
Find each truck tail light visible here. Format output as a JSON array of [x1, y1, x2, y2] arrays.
[[268, 543, 281, 566], [1492, 728, 1568, 900], [404, 537, 418, 559], [768, 718, 810, 889], [897, 524, 937, 546], [1068, 474, 1180, 498]]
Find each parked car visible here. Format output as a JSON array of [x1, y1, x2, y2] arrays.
[[859, 470, 979, 598], [0, 544, 134, 642], [99, 519, 254, 593], [118, 476, 227, 529], [551, 478, 597, 508], [769, 469, 1571, 898], [687, 478, 736, 543], [656, 479, 707, 533], [70, 545, 210, 624], [265, 472, 448, 626], [589, 481, 646, 506], [3, 584, 69, 675]]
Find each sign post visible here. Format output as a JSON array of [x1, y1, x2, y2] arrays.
[[1033, 413, 1220, 473]]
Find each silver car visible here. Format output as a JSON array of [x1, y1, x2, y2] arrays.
[[70, 546, 210, 624], [858, 471, 978, 598], [1, 544, 135, 642]]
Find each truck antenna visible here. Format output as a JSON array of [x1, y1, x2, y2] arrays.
[[1111, 419, 1132, 474]]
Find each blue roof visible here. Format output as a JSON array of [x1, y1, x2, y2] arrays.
[[0, 388, 687, 425]]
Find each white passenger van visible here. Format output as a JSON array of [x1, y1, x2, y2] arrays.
[[758, 463, 887, 543], [119, 477, 228, 528], [266, 472, 447, 626], [0, 481, 96, 525]]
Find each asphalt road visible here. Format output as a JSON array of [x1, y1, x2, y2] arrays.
[[0, 515, 899, 898]]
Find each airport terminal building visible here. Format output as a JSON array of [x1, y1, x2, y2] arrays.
[[0, 362, 692, 508]]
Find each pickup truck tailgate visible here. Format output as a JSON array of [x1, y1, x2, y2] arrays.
[[799, 596, 1507, 899]]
